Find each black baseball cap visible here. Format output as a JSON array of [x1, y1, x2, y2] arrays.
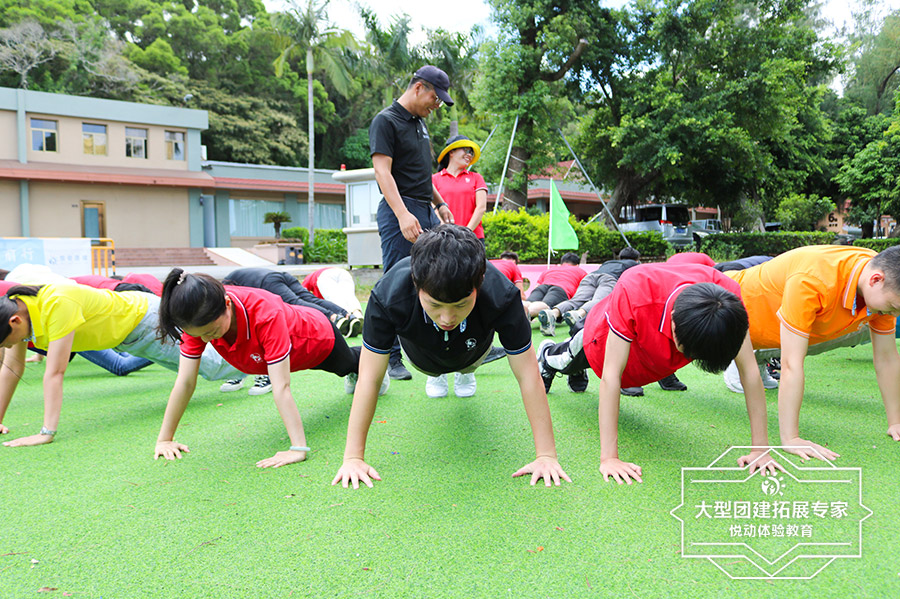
[[413, 65, 454, 106]]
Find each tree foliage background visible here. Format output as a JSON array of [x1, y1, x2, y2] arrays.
[[1, 0, 899, 235]]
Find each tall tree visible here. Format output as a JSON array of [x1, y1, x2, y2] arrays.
[[472, 0, 590, 210], [273, 0, 356, 244], [574, 0, 837, 230]]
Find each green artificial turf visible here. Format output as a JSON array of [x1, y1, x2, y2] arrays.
[[1, 330, 899, 598]]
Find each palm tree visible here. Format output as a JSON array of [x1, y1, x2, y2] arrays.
[[273, 0, 356, 245], [264, 211, 293, 239]]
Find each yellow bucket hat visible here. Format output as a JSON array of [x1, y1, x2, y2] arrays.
[[437, 135, 481, 168]]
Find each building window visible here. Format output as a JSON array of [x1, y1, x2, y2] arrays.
[[125, 127, 148, 158], [82, 123, 107, 155], [31, 118, 58, 152], [165, 131, 185, 161]]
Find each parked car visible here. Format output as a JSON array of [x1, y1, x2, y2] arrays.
[[691, 219, 722, 232], [618, 203, 693, 247]]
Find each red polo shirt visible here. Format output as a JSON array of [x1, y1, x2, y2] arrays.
[[583, 263, 743, 387], [122, 273, 162, 296], [488, 259, 524, 284], [180, 286, 335, 375], [301, 267, 326, 299], [535, 265, 588, 299], [72, 275, 120, 291], [432, 169, 488, 238]]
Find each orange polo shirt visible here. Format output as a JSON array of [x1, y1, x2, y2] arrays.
[[727, 245, 896, 350]]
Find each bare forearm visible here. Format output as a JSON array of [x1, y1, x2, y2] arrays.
[[598, 379, 621, 461], [343, 389, 377, 460], [873, 348, 900, 427], [777, 365, 805, 442], [41, 371, 66, 430], [519, 379, 558, 458], [271, 383, 307, 447], [157, 379, 196, 442]]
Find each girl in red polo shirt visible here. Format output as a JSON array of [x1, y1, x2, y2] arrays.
[[432, 135, 488, 242], [154, 268, 386, 468]]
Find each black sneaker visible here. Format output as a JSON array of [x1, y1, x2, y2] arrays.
[[537, 340, 556, 393], [348, 317, 363, 338], [766, 359, 780, 380], [567, 370, 589, 393], [621, 387, 644, 397], [482, 345, 507, 364], [658, 373, 687, 391], [334, 315, 351, 336], [388, 361, 412, 380]]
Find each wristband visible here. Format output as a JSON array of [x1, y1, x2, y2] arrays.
[[39, 426, 56, 437], [434, 202, 448, 211], [290, 445, 310, 452]]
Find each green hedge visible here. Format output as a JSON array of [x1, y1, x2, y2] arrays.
[[852, 238, 900, 251], [482, 211, 668, 262], [695, 231, 837, 260], [281, 228, 347, 263]]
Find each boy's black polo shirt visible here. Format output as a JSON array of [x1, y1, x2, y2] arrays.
[[362, 258, 533, 374], [369, 101, 433, 202]]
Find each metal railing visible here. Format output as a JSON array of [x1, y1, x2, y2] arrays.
[[90, 238, 116, 276]]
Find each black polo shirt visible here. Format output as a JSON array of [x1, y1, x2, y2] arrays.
[[362, 258, 533, 373], [369, 101, 434, 203]]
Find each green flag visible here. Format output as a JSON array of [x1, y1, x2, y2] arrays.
[[549, 178, 579, 251]]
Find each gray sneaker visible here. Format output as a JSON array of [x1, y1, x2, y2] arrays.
[[537, 309, 556, 336]]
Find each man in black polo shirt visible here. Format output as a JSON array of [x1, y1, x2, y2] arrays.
[[332, 225, 570, 490], [370, 65, 456, 380]]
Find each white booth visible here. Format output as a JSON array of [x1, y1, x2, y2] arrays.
[[333, 168, 383, 267]]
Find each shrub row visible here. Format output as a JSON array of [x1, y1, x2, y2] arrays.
[[482, 211, 668, 262], [852, 238, 900, 251], [281, 227, 348, 263], [695, 231, 837, 261]]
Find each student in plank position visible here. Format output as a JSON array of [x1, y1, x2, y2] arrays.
[[154, 269, 388, 468], [722, 245, 900, 459], [536, 262, 778, 483], [332, 225, 570, 489]]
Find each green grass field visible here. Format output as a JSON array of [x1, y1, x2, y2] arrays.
[[1, 330, 898, 598]]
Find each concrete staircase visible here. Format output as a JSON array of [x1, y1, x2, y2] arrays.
[[115, 247, 217, 267]]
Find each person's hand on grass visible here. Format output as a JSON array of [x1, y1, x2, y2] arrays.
[[155, 440, 190, 460], [257, 449, 306, 468], [737, 449, 784, 476], [3, 433, 53, 447], [782, 437, 839, 461], [332, 458, 381, 489], [887, 424, 900, 441], [512, 456, 571, 486], [599, 457, 643, 484], [0, 423, 8, 434]]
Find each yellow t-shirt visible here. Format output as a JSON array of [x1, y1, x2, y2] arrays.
[[727, 245, 896, 350], [16, 285, 149, 351]]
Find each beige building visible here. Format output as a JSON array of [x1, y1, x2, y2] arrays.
[[0, 87, 345, 253]]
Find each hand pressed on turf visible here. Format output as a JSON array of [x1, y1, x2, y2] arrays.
[[737, 449, 784, 476], [887, 423, 900, 441], [599, 457, 643, 484], [332, 458, 381, 489], [3, 432, 53, 447], [782, 437, 839, 461], [155, 440, 190, 460], [512, 456, 571, 487], [257, 449, 306, 468], [0, 424, 8, 434]]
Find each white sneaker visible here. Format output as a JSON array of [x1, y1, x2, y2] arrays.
[[426, 374, 448, 398], [345, 373, 390, 396], [248, 375, 272, 396], [219, 378, 244, 392], [759, 362, 779, 389], [723, 360, 743, 393], [454, 372, 476, 397]]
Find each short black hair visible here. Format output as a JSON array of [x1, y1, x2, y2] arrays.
[[410, 224, 486, 303], [560, 252, 580, 265], [672, 283, 748, 373], [0, 285, 41, 344], [499, 250, 519, 262], [872, 246, 900, 293], [618, 247, 641, 261], [114, 282, 154, 294], [157, 268, 227, 343]]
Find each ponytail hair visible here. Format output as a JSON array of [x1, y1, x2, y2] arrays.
[[0, 285, 41, 343], [157, 268, 227, 343]]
